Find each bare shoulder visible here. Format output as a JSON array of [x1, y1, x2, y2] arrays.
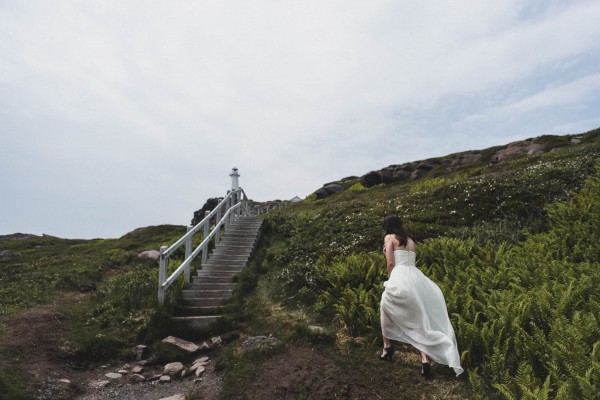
[[384, 234, 398, 245]]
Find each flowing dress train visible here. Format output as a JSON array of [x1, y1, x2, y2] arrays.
[[380, 250, 463, 376]]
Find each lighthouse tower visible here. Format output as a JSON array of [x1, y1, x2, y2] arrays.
[[230, 167, 240, 191]]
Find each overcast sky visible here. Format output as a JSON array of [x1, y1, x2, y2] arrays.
[[1, 0, 600, 239]]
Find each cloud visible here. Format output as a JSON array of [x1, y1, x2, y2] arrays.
[[1, 0, 599, 238]]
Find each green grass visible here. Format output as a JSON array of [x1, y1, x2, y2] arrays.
[[1, 128, 599, 399]]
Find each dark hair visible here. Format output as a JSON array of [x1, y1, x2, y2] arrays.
[[382, 214, 408, 247]]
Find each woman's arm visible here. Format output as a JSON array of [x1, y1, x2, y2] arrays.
[[384, 235, 395, 277]]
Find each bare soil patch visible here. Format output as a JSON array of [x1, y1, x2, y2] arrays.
[[0, 294, 222, 400], [228, 342, 465, 400]]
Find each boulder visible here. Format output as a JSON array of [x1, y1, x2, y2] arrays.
[[361, 171, 383, 188], [392, 167, 412, 181], [410, 162, 436, 180], [314, 183, 344, 199], [138, 250, 160, 261]]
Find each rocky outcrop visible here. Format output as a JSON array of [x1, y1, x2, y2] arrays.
[[491, 141, 545, 163], [310, 133, 587, 199], [314, 183, 344, 199], [359, 161, 436, 188], [191, 197, 223, 226]]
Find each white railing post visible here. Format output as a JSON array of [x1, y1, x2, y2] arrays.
[[158, 245, 168, 306], [184, 226, 192, 283], [215, 207, 222, 246], [202, 211, 209, 264]]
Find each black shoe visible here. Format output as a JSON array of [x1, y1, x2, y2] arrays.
[[379, 346, 394, 361], [421, 362, 431, 378]]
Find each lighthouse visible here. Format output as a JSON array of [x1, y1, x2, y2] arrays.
[[230, 167, 240, 191]]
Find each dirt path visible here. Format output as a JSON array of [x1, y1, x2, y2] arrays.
[[0, 296, 223, 400], [1, 295, 468, 400]]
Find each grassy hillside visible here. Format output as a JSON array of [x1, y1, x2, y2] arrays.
[[0, 225, 187, 398], [259, 127, 600, 399], [1, 128, 598, 399]]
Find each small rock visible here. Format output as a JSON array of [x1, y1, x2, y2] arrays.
[[210, 336, 222, 346], [129, 374, 145, 383], [162, 336, 199, 353], [308, 325, 325, 334], [89, 380, 110, 389], [122, 363, 131, 369], [190, 362, 208, 372], [131, 365, 143, 374], [193, 356, 210, 365], [105, 372, 122, 379], [241, 335, 277, 349], [200, 341, 211, 350], [181, 369, 187, 378], [159, 375, 171, 383], [148, 374, 163, 381], [58, 379, 71, 385], [195, 366, 206, 377], [164, 362, 184, 376], [159, 394, 186, 400], [0, 250, 20, 258], [117, 369, 128, 374]]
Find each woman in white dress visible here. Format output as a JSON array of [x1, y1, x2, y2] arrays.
[[379, 214, 463, 378]]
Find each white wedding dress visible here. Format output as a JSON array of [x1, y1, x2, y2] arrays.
[[380, 250, 464, 376]]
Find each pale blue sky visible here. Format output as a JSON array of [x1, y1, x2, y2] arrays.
[[1, 0, 599, 239]]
